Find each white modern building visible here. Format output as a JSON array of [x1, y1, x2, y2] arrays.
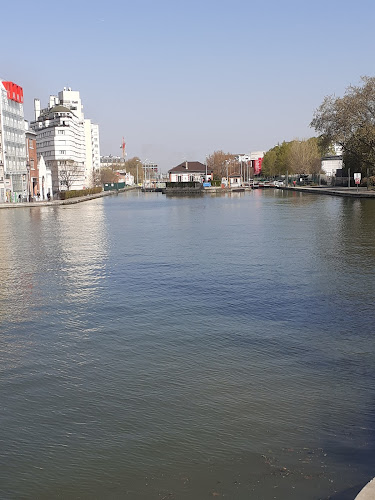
[[321, 145, 343, 178], [30, 87, 100, 193], [0, 80, 27, 202]]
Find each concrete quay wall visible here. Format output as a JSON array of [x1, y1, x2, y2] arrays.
[[0, 187, 138, 209], [355, 477, 375, 499], [282, 186, 375, 198]]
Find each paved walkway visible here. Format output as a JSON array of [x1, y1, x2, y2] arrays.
[[355, 477, 375, 499], [283, 186, 375, 198], [0, 187, 137, 209]]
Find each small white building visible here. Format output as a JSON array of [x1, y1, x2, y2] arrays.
[[321, 155, 343, 177], [229, 173, 242, 187], [168, 161, 212, 182]]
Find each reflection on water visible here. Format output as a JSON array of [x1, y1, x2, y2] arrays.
[[0, 190, 375, 499], [0, 201, 108, 324], [53, 203, 108, 305]]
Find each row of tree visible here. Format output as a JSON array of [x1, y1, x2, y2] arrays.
[[205, 140, 327, 180], [251, 76, 375, 179], [261, 137, 331, 178]]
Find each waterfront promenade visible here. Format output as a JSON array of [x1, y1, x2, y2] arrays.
[[283, 185, 375, 198], [356, 478, 375, 499], [0, 186, 138, 209]]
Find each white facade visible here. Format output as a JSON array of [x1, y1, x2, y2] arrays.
[[38, 155, 53, 200], [0, 80, 27, 202], [91, 123, 100, 170], [229, 175, 242, 187], [169, 161, 212, 183], [321, 156, 343, 177], [236, 151, 265, 162], [84, 120, 101, 185], [169, 172, 209, 182], [57, 88, 83, 120], [31, 88, 100, 193]]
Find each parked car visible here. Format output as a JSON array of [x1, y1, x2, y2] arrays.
[[274, 180, 285, 188]]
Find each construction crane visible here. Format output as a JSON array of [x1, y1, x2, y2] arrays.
[[120, 137, 126, 161]]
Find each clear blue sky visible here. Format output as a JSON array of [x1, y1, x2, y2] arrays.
[[2, 0, 375, 172]]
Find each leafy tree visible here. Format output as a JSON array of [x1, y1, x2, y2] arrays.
[[124, 157, 143, 183], [275, 141, 293, 174], [289, 138, 321, 174], [262, 147, 278, 177], [262, 138, 322, 177], [317, 135, 335, 157], [311, 76, 375, 174]]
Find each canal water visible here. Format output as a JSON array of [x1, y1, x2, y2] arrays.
[[0, 189, 374, 499]]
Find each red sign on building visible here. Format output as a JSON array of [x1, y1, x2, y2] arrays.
[[254, 157, 263, 175], [2, 81, 24, 104]]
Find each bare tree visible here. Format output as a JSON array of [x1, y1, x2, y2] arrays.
[[206, 151, 236, 179], [100, 167, 118, 184], [59, 161, 84, 191]]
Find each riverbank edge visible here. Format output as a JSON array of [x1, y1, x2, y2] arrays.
[[281, 186, 375, 198], [355, 477, 375, 499], [0, 186, 139, 209]]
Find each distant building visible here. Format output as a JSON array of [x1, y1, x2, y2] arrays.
[[0, 80, 27, 202], [321, 144, 343, 179], [229, 173, 242, 187], [100, 155, 126, 169], [143, 161, 159, 187], [115, 170, 135, 186], [30, 87, 100, 193], [25, 121, 38, 199], [168, 161, 212, 182], [235, 151, 265, 179], [321, 155, 343, 177]]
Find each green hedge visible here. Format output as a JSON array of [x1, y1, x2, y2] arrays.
[[60, 187, 102, 200], [210, 179, 221, 186]]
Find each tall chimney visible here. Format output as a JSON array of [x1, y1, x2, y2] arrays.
[[34, 98, 40, 120]]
